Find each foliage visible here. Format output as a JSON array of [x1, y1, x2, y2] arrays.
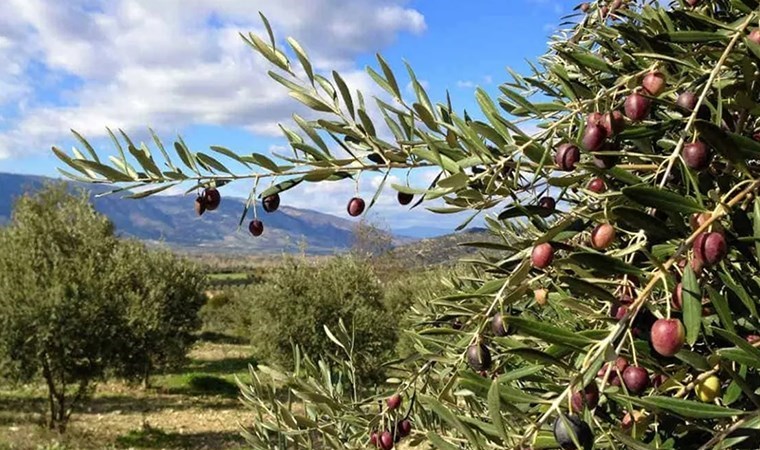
[[205, 290, 234, 310], [239, 324, 389, 450], [0, 185, 123, 432], [0, 185, 207, 432], [245, 255, 397, 384], [384, 268, 458, 358], [200, 286, 257, 339], [53, 1, 760, 449], [109, 241, 207, 386], [199, 257, 451, 361]]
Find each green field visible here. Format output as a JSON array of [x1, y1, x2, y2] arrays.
[[0, 341, 255, 450]]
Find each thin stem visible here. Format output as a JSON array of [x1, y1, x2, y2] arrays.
[[657, 14, 756, 188], [697, 411, 760, 450], [82, 162, 434, 186]]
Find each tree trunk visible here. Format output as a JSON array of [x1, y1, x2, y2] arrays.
[[40, 352, 71, 433], [57, 369, 66, 433], [56, 395, 67, 433], [40, 354, 58, 431], [142, 361, 152, 389], [46, 384, 56, 430]]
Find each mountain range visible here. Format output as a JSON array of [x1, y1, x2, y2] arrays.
[[0, 172, 384, 254]]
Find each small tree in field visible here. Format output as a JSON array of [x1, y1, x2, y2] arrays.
[[0, 185, 123, 432], [109, 241, 207, 387], [246, 255, 397, 384], [350, 219, 394, 259], [54, 1, 760, 448], [0, 186, 207, 431]]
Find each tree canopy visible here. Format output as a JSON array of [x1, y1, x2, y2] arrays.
[[0, 185, 206, 431]]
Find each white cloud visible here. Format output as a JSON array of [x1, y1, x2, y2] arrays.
[[0, 0, 426, 158], [0, 13, 36, 108], [0, 0, 487, 232], [456, 75, 494, 89]]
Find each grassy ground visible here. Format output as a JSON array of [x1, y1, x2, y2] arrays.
[[0, 342, 255, 450], [207, 272, 251, 282]]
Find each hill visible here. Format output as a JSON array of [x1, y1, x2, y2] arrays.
[[0, 172, 363, 254], [385, 227, 501, 268], [0, 172, 497, 259]]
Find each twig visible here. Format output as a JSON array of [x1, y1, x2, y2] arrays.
[[657, 14, 756, 188], [697, 411, 760, 450]]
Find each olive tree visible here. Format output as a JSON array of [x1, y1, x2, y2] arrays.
[[0, 186, 207, 431], [350, 219, 394, 260], [244, 255, 397, 384], [0, 185, 124, 432], [54, 1, 760, 448], [109, 241, 207, 387]]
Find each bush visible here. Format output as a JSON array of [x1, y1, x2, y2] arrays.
[[109, 241, 207, 386], [199, 285, 254, 339], [205, 291, 232, 309], [246, 255, 396, 383]]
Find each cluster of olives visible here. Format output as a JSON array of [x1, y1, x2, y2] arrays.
[[555, 69, 714, 181], [461, 312, 515, 376], [529, 58, 743, 359], [515, 24, 760, 444], [194, 187, 221, 215], [194, 188, 416, 238], [369, 394, 413, 450]]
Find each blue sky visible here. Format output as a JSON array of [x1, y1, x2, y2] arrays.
[[0, 0, 581, 233]]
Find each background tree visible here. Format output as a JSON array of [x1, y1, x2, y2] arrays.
[[109, 241, 207, 387], [350, 219, 395, 260], [246, 255, 397, 384], [53, 1, 760, 448], [0, 185, 124, 432], [0, 186, 208, 431]]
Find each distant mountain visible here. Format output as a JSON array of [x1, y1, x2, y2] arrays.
[[0, 172, 364, 254]]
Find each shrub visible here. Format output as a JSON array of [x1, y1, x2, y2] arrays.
[[247, 255, 396, 383], [205, 291, 232, 309], [0, 185, 207, 430], [109, 241, 207, 386], [199, 285, 254, 339]]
